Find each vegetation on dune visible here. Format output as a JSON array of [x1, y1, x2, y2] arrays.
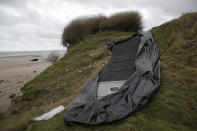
[[61, 15, 107, 45], [61, 11, 142, 45], [0, 12, 197, 131], [100, 11, 142, 32], [47, 52, 60, 64]]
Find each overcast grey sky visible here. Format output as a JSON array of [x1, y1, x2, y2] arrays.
[[0, 0, 196, 51]]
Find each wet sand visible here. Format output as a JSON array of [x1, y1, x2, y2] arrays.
[[0, 55, 51, 114]]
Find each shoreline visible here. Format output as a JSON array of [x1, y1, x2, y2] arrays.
[[0, 54, 44, 59], [0, 49, 67, 59], [0, 54, 52, 114]]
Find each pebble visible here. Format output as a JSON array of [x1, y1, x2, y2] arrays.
[[0, 80, 4, 84], [17, 81, 23, 84], [9, 93, 16, 99], [65, 69, 70, 72]]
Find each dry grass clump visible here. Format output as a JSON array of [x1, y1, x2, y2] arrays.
[[62, 15, 107, 45], [61, 11, 142, 46], [47, 52, 60, 64], [100, 11, 142, 32]]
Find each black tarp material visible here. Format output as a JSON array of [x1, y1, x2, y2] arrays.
[[64, 31, 161, 126]]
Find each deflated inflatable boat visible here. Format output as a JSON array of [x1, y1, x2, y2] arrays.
[[64, 31, 161, 125]]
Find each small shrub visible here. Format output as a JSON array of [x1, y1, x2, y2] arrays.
[[47, 52, 60, 64], [100, 11, 142, 32]]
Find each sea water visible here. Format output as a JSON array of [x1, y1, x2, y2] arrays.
[[0, 50, 67, 58]]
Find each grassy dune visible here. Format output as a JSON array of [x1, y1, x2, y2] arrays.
[[0, 13, 197, 130]]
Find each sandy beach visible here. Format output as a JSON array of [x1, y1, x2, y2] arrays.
[[0, 54, 51, 113]]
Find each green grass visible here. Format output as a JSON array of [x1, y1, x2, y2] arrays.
[[0, 13, 197, 131]]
